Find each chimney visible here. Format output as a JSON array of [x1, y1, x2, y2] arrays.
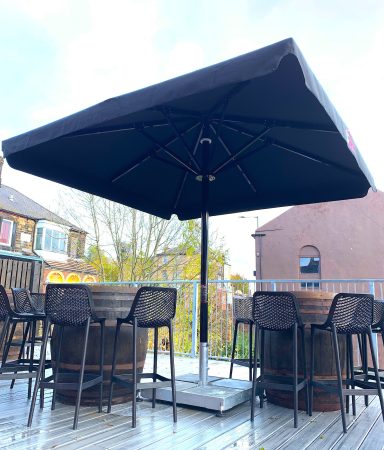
[[0, 156, 3, 187]]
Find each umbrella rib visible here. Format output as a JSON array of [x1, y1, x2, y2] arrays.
[[139, 128, 199, 176], [64, 121, 169, 138], [210, 124, 264, 193], [216, 115, 338, 133], [172, 124, 205, 212], [111, 122, 200, 183], [211, 126, 270, 175], [160, 108, 201, 172], [269, 138, 360, 175]]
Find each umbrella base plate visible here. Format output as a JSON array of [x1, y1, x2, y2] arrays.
[[141, 374, 252, 413]]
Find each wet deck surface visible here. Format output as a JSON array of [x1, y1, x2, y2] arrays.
[[1, 355, 383, 449]]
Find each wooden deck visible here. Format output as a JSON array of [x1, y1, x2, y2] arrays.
[[1, 355, 383, 450]]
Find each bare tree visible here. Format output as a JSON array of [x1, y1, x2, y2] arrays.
[[57, 188, 186, 281]]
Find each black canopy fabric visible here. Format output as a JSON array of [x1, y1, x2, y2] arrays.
[[2, 38, 375, 384], [3, 38, 374, 221]]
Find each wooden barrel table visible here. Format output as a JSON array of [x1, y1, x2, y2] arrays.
[[51, 285, 148, 406], [263, 290, 346, 411]]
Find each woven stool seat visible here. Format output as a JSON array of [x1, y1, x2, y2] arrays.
[[28, 284, 105, 430], [108, 286, 177, 428], [251, 291, 308, 428], [309, 293, 384, 433], [229, 296, 254, 381]]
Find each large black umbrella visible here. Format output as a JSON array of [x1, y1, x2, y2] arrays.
[[3, 38, 374, 384]]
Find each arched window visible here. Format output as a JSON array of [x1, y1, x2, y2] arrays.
[[66, 273, 81, 283], [47, 271, 64, 283], [83, 275, 96, 283], [299, 246, 320, 289]]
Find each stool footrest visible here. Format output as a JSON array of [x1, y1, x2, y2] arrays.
[[39, 372, 103, 390], [112, 372, 171, 389], [257, 374, 307, 392]]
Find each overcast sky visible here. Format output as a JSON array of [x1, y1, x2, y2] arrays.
[[1, 0, 383, 278]]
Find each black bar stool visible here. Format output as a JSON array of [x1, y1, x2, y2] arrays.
[[107, 286, 177, 428], [28, 283, 105, 430], [309, 293, 384, 434], [10, 287, 49, 393], [0, 285, 43, 397], [251, 291, 308, 428], [229, 295, 254, 381]]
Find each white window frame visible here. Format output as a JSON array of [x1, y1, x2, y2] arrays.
[[0, 219, 14, 247]]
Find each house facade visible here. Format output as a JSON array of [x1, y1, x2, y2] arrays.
[[0, 159, 97, 287], [253, 189, 384, 283]]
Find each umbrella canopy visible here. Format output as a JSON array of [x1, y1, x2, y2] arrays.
[[3, 38, 375, 384]]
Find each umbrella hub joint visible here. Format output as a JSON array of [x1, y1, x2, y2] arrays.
[[195, 174, 215, 182], [200, 138, 212, 145]]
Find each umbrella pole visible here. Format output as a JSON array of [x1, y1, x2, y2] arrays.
[[199, 137, 211, 386]]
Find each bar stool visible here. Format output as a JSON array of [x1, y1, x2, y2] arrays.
[[28, 283, 105, 430], [309, 293, 384, 433], [251, 291, 308, 428], [10, 287, 48, 392], [107, 286, 177, 428], [229, 295, 254, 381], [0, 285, 42, 397]]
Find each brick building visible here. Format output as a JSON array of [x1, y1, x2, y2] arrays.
[[0, 158, 97, 286]]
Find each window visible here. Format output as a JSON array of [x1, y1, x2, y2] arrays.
[[300, 282, 320, 289], [36, 227, 67, 253], [0, 219, 14, 246], [300, 257, 320, 274], [47, 271, 64, 283], [66, 273, 81, 283]]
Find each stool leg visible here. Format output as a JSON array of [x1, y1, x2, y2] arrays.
[[11, 321, 30, 385], [293, 323, 298, 428], [2, 321, 17, 365], [73, 318, 90, 430], [169, 321, 177, 423], [229, 321, 239, 379], [28, 321, 37, 399], [28, 319, 50, 427], [0, 316, 10, 353], [259, 329, 265, 408], [107, 321, 121, 413], [309, 325, 315, 416], [98, 321, 105, 413], [251, 323, 259, 421], [300, 325, 309, 415], [348, 334, 356, 415], [10, 321, 30, 390], [367, 327, 384, 420], [332, 324, 347, 433], [152, 327, 158, 408], [248, 323, 253, 381], [345, 335, 350, 414], [132, 318, 137, 428], [362, 333, 369, 406], [51, 325, 64, 411]]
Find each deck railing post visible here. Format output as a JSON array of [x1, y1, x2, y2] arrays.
[[191, 281, 199, 358]]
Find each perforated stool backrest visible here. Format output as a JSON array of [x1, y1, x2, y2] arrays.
[[0, 285, 10, 320], [45, 284, 95, 326], [252, 291, 302, 330], [11, 288, 35, 313], [373, 300, 384, 330], [126, 286, 177, 328], [233, 296, 253, 323], [325, 293, 373, 334]]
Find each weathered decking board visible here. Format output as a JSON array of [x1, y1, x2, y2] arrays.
[[0, 355, 383, 450]]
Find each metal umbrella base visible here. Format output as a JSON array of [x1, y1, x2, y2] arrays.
[[142, 374, 252, 414]]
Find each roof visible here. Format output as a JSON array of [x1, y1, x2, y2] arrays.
[[44, 258, 98, 275], [0, 184, 83, 231]]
